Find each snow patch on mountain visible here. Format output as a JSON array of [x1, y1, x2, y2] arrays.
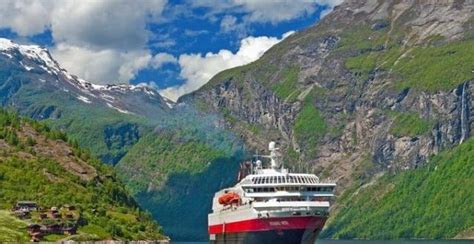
[[0, 38, 62, 74], [77, 95, 92, 104], [106, 103, 132, 114], [0, 38, 173, 115]]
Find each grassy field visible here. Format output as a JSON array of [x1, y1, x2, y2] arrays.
[[0, 210, 29, 242]]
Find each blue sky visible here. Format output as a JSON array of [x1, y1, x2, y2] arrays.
[[0, 0, 342, 100]]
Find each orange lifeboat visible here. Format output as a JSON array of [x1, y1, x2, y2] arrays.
[[218, 192, 240, 205]]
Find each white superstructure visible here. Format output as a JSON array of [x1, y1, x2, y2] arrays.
[[208, 142, 336, 243]]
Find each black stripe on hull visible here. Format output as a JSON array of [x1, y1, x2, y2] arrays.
[[210, 228, 321, 244]]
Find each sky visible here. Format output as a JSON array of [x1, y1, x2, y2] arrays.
[[0, 0, 343, 101]]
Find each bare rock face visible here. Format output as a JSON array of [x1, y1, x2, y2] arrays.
[[183, 0, 474, 189]]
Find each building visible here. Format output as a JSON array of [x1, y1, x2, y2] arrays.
[[15, 201, 38, 211]]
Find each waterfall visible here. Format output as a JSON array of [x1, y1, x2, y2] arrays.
[[459, 81, 469, 144]]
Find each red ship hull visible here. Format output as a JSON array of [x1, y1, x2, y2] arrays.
[[209, 216, 326, 244]]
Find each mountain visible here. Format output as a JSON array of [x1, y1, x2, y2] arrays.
[[0, 38, 171, 164], [0, 109, 165, 241], [181, 0, 474, 239], [0, 38, 243, 241], [1, 0, 473, 240]]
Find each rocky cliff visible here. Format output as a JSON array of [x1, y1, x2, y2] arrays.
[[182, 0, 474, 190]]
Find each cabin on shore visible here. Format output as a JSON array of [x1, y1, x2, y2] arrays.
[[63, 204, 76, 211], [14, 201, 38, 211]]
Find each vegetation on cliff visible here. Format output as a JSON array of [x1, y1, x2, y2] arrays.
[[323, 138, 474, 239], [0, 110, 164, 241]]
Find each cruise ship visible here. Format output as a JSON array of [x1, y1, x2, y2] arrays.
[[208, 142, 336, 244]]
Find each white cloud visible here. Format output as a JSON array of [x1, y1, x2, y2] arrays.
[[0, 0, 342, 94], [50, 0, 166, 51], [0, 0, 168, 84], [151, 53, 178, 69], [0, 0, 53, 36], [159, 31, 294, 101], [192, 0, 343, 25], [51, 44, 147, 84], [52, 44, 175, 84], [237, 0, 317, 24]]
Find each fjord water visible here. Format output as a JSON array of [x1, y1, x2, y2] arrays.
[[174, 241, 473, 244], [317, 240, 474, 244]]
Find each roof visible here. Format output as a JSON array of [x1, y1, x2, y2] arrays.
[[16, 201, 37, 205]]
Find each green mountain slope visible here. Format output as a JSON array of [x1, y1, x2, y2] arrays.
[[322, 139, 474, 239], [116, 107, 244, 241], [0, 110, 165, 241]]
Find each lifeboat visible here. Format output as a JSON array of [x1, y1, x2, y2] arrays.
[[218, 192, 240, 205]]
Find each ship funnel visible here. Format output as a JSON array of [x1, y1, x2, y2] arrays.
[[268, 141, 282, 169]]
